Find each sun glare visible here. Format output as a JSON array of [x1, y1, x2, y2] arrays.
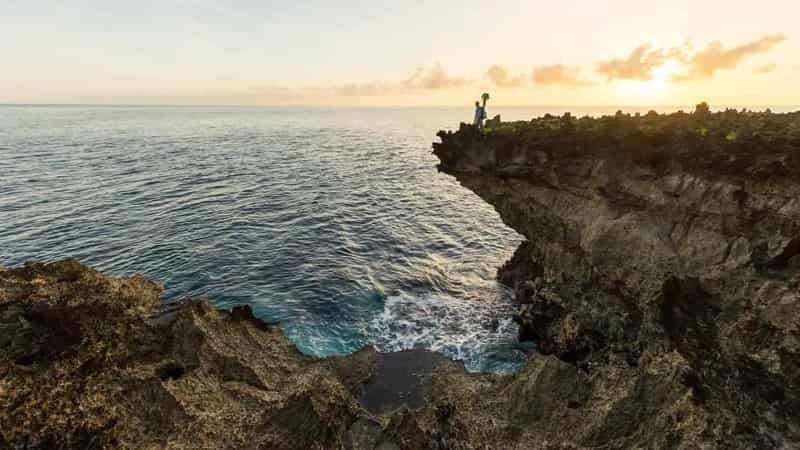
[[617, 59, 684, 102]]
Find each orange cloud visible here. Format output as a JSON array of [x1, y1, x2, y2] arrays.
[[402, 63, 469, 90], [595, 45, 682, 81], [673, 34, 785, 81], [485, 65, 525, 87], [594, 34, 785, 82], [233, 63, 473, 100], [532, 65, 586, 86]]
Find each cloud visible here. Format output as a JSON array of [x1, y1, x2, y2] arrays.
[[334, 63, 471, 95], [214, 63, 472, 102], [485, 64, 525, 87], [595, 45, 681, 81], [401, 62, 469, 90], [673, 34, 785, 80], [532, 65, 587, 86], [593, 34, 785, 82], [753, 63, 777, 74]]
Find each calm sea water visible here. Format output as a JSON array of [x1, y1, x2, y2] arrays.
[[2, 105, 794, 372]]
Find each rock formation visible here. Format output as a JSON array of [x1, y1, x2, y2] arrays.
[[2, 108, 799, 449], [432, 108, 800, 448], [0, 260, 456, 449]]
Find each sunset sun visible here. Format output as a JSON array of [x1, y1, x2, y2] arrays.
[[651, 59, 684, 85], [617, 59, 685, 102]]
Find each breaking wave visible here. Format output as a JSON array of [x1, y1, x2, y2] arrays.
[[368, 292, 531, 373]]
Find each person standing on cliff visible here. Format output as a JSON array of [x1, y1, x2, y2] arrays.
[[473, 101, 484, 131], [473, 93, 490, 132]]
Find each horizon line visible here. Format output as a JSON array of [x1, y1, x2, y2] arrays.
[[2, 103, 799, 109]]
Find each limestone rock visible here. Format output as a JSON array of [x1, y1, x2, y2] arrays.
[[432, 110, 800, 448]]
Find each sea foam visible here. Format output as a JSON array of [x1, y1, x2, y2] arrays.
[[367, 292, 530, 373]]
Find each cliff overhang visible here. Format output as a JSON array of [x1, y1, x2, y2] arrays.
[[431, 109, 800, 447]]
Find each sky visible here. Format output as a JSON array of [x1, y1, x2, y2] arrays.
[[2, 0, 798, 106]]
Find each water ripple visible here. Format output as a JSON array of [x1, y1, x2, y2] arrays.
[[1, 105, 530, 372]]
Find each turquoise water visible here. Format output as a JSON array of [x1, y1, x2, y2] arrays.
[[3, 105, 793, 372]]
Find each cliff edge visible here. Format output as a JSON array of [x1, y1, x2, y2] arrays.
[[433, 108, 800, 448]]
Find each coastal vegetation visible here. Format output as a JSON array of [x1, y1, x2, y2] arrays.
[[452, 104, 800, 177], [484, 104, 800, 144]]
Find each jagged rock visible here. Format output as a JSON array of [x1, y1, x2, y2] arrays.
[[0, 260, 443, 449]]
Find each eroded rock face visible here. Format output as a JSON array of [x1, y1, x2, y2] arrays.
[[0, 260, 449, 450], [0, 259, 748, 449], [433, 112, 800, 448]]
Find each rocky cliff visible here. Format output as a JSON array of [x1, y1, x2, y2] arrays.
[[3, 109, 799, 450], [433, 109, 800, 448], [0, 260, 375, 449]]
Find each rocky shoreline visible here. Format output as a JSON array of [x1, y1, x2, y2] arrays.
[[2, 108, 799, 449], [0, 260, 469, 449]]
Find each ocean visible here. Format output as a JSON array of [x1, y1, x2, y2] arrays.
[[2, 105, 795, 372]]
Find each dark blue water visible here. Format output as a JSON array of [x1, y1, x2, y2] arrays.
[[7, 104, 785, 372]]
